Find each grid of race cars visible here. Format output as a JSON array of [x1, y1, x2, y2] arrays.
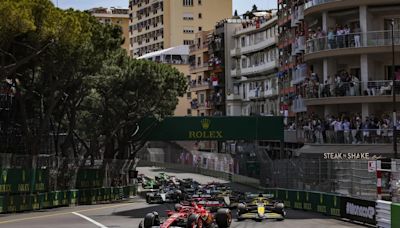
[[137, 172, 286, 228]]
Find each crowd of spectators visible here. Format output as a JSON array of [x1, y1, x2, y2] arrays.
[[287, 113, 400, 144], [307, 24, 362, 52], [298, 70, 397, 99]]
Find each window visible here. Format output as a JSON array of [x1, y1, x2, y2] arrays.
[[187, 109, 192, 115], [183, 13, 194, 20], [184, 40, 194, 45], [198, 26, 202, 31], [183, 0, 193, 6], [187, 92, 192, 99], [198, 13, 202, 19], [183, 27, 194, 33], [198, 0, 202, 5], [200, 94, 205, 103]]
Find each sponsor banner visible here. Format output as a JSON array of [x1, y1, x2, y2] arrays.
[[392, 203, 400, 228], [134, 116, 284, 141], [340, 197, 376, 225], [0, 169, 48, 193], [76, 169, 104, 189]]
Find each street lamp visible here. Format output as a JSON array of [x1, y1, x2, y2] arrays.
[[391, 19, 398, 159]]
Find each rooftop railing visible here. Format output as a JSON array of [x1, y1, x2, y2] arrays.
[[304, 0, 337, 10]]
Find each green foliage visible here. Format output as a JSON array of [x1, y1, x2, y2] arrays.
[[1, 0, 187, 164]]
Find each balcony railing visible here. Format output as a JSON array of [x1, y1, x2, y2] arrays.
[[190, 80, 212, 89], [304, 0, 336, 10], [306, 30, 400, 54], [302, 80, 400, 99], [288, 128, 398, 145], [241, 60, 277, 76], [292, 97, 307, 113]]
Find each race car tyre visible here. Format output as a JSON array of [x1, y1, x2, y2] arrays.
[[186, 214, 202, 228], [175, 203, 183, 212], [143, 212, 160, 228], [215, 208, 232, 228], [237, 203, 246, 216], [138, 221, 144, 228]]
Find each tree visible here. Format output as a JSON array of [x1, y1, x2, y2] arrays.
[[79, 52, 187, 186]]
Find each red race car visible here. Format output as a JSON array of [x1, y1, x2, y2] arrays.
[[138, 203, 231, 228]]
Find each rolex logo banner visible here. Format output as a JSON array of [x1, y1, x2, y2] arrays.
[[0, 169, 49, 193]]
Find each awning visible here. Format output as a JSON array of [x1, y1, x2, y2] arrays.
[[137, 45, 189, 59]]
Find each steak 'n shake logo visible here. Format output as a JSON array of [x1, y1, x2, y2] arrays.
[[188, 119, 223, 139]]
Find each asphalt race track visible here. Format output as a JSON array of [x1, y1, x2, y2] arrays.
[[0, 167, 367, 228]]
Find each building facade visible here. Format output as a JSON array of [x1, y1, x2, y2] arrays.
[[188, 30, 215, 117], [228, 11, 280, 117], [276, 0, 400, 145], [89, 7, 130, 53], [128, 0, 232, 58]]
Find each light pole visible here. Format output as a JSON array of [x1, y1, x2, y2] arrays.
[[391, 19, 398, 159]]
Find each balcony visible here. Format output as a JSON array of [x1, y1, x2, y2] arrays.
[[232, 37, 278, 56], [290, 128, 398, 145], [292, 97, 307, 113], [291, 64, 308, 85], [189, 80, 213, 92], [231, 68, 241, 78], [241, 60, 277, 76], [226, 94, 242, 101], [303, 80, 400, 106], [264, 88, 278, 97], [291, 5, 304, 27], [190, 41, 208, 53], [304, 0, 400, 16], [189, 62, 212, 74], [197, 102, 212, 110], [305, 30, 400, 61]]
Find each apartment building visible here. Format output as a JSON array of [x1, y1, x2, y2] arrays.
[[188, 30, 215, 117], [128, 0, 232, 58], [137, 45, 190, 116], [278, 0, 400, 147], [89, 7, 130, 52], [228, 11, 280, 117], [277, 0, 307, 123]]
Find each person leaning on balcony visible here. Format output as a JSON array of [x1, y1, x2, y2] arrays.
[[336, 25, 345, 48], [353, 26, 361, 47], [328, 27, 336, 49], [316, 27, 325, 51], [344, 25, 351, 47], [342, 119, 351, 144]]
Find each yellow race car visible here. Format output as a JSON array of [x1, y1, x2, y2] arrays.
[[236, 194, 286, 221]]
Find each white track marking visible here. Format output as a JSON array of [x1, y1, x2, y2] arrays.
[[72, 212, 108, 228]]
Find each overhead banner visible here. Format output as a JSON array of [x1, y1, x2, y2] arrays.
[[133, 116, 284, 141]]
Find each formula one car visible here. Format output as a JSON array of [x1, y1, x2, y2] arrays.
[[146, 186, 183, 204], [237, 194, 286, 221], [138, 203, 232, 228], [142, 177, 159, 189], [155, 172, 170, 183]]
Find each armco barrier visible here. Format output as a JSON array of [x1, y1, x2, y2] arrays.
[[376, 200, 391, 228], [0, 196, 3, 213], [0, 185, 136, 214], [392, 203, 400, 228]]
